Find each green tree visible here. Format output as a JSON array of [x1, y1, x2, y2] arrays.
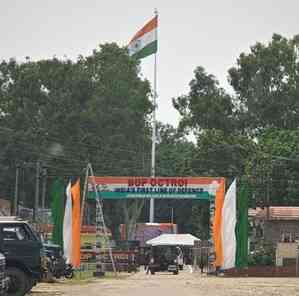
[[149, 123, 210, 237], [0, 43, 153, 234], [229, 34, 299, 133], [173, 66, 235, 135], [247, 129, 299, 206], [155, 123, 196, 176], [193, 129, 254, 178]]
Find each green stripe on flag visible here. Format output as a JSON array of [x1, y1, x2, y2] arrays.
[[235, 183, 249, 268], [134, 41, 157, 59], [51, 179, 65, 248]]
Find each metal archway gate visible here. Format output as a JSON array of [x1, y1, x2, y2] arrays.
[[88, 176, 223, 201], [87, 176, 225, 274]]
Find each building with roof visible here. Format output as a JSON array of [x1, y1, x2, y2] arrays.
[[250, 207, 299, 245]]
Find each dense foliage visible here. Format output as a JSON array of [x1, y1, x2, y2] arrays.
[[1, 34, 299, 239], [0, 43, 152, 236]]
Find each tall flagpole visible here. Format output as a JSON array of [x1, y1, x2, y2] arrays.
[[149, 9, 158, 223]]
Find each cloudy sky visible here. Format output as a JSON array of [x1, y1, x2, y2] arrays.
[[1, 0, 298, 127]]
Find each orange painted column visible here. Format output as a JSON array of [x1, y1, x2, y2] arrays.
[[71, 179, 81, 268], [213, 178, 225, 267]]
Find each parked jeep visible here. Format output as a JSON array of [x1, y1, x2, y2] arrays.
[[0, 217, 46, 296], [148, 245, 179, 275]]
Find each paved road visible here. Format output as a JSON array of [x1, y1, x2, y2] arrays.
[[32, 268, 299, 296]]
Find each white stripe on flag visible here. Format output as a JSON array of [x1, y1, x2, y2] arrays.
[[63, 181, 73, 264], [221, 179, 237, 269], [128, 28, 157, 56]]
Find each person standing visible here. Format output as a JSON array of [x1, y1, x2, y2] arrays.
[[144, 251, 150, 274]]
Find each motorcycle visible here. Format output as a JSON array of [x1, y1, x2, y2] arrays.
[[44, 243, 74, 279], [64, 264, 74, 279]]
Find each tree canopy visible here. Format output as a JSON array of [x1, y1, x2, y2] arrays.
[[1, 34, 299, 239], [173, 33, 299, 211], [173, 66, 235, 135], [229, 34, 299, 133], [0, 43, 152, 236]]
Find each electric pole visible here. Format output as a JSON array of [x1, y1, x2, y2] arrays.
[[41, 167, 47, 210], [13, 163, 20, 216], [41, 166, 47, 225], [33, 161, 41, 222]]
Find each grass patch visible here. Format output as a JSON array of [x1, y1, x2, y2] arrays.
[[81, 234, 109, 248], [81, 234, 96, 245], [62, 270, 128, 285]]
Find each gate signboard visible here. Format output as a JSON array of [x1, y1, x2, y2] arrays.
[[88, 177, 224, 200]]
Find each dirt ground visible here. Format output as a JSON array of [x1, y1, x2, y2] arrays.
[[31, 268, 299, 296]]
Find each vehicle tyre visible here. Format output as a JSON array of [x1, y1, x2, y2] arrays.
[[6, 267, 28, 296], [24, 278, 35, 294], [173, 270, 179, 275]]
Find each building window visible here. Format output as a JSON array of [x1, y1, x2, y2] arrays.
[[281, 232, 295, 243]]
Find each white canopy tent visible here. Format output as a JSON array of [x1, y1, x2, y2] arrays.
[[146, 234, 200, 246]]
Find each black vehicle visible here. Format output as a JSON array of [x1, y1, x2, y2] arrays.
[[148, 245, 179, 275], [0, 252, 8, 295], [0, 217, 47, 296]]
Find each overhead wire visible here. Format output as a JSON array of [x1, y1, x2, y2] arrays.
[[0, 140, 151, 177], [0, 127, 151, 167], [0, 126, 151, 156]]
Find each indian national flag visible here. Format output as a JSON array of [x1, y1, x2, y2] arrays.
[[128, 15, 158, 59]]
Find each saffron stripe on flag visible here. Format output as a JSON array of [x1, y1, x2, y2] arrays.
[[71, 179, 81, 268], [213, 179, 225, 267], [130, 16, 158, 43]]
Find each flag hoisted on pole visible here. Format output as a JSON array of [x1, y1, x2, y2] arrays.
[[128, 10, 158, 222], [128, 14, 158, 59]]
